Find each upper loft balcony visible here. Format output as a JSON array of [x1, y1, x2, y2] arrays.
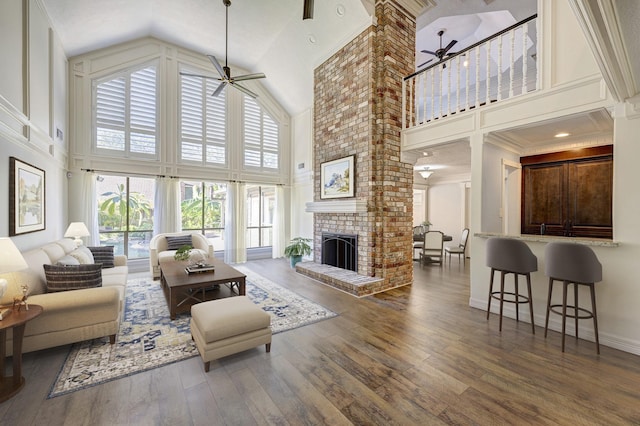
[[402, 15, 538, 131]]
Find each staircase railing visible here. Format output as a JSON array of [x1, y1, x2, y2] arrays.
[[403, 15, 538, 130]]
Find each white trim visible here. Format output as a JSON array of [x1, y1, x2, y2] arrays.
[[305, 200, 367, 213]]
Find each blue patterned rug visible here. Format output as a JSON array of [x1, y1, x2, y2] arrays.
[[48, 268, 337, 398]]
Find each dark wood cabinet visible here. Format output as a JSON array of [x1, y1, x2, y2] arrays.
[[521, 146, 613, 239]]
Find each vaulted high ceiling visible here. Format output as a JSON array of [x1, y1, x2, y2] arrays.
[[42, 0, 374, 116]]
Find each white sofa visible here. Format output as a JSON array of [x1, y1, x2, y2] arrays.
[[0, 238, 128, 356], [149, 232, 214, 279]]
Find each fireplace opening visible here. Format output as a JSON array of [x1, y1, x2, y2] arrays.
[[322, 233, 358, 272]]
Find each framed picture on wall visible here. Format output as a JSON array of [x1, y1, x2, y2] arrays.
[[9, 157, 46, 235], [320, 155, 355, 199]]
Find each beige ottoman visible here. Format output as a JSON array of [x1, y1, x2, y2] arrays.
[[190, 296, 272, 372]]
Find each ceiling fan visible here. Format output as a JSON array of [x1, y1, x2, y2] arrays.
[[179, 0, 266, 99], [418, 29, 458, 68]]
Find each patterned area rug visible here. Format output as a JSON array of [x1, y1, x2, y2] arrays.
[[48, 267, 337, 398]]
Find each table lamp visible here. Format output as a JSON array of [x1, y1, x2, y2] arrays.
[[64, 222, 90, 247], [0, 238, 29, 319]]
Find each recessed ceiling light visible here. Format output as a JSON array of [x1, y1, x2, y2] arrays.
[[555, 132, 570, 138], [307, 34, 317, 44], [336, 4, 346, 17]]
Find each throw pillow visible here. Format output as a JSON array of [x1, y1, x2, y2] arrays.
[[57, 254, 81, 266], [88, 246, 115, 268], [43, 264, 103, 292], [68, 246, 95, 264], [166, 235, 193, 250]]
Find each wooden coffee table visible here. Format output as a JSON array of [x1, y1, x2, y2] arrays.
[[160, 259, 246, 320]]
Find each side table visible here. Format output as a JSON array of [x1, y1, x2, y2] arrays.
[[0, 304, 43, 403]]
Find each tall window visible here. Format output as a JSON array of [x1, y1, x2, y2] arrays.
[[179, 72, 227, 165], [180, 181, 227, 248], [246, 185, 274, 248], [96, 176, 155, 259], [94, 64, 158, 156], [243, 97, 279, 170]]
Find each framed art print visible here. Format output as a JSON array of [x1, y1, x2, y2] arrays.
[[320, 155, 355, 199], [9, 157, 45, 235]]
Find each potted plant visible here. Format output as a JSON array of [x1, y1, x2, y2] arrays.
[[174, 245, 193, 261], [421, 220, 432, 232], [284, 237, 312, 268]]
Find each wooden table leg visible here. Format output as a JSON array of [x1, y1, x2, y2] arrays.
[[239, 277, 246, 296], [0, 324, 26, 402]]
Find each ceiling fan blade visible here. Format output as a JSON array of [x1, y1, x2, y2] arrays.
[[231, 82, 259, 99], [418, 59, 433, 68], [211, 82, 227, 97], [421, 50, 437, 56], [207, 55, 226, 79], [233, 73, 266, 82], [180, 71, 221, 80], [443, 40, 458, 54]]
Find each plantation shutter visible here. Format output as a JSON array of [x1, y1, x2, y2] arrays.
[[94, 64, 157, 156], [179, 74, 226, 165], [96, 77, 126, 151], [243, 97, 279, 170], [130, 67, 157, 154]]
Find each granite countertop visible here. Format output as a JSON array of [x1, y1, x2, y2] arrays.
[[474, 232, 619, 247]]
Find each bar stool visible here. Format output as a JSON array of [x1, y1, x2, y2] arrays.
[[486, 237, 538, 333], [544, 242, 602, 354]]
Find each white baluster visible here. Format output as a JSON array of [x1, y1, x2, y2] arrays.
[[508, 28, 515, 98], [475, 45, 480, 108], [456, 55, 461, 113], [430, 67, 435, 121], [447, 60, 451, 115], [402, 78, 407, 129], [465, 51, 470, 111], [486, 40, 491, 105], [523, 21, 529, 94], [422, 71, 428, 124], [408, 77, 414, 128], [497, 34, 503, 101]]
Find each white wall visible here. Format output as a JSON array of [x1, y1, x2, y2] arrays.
[[290, 108, 314, 243], [0, 0, 68, 251], [428, 183, 466, 244]]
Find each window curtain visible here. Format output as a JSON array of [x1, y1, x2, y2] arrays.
[[153, 177, 181, 234], [272, 185, 286, 258], [80, 171, 99, 245], [224, 181, 247, 263]]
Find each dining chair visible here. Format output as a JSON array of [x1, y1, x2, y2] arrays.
[[412, 226, 425, 260], [419, 231, 444, 266], [445, 228, 469, 264]]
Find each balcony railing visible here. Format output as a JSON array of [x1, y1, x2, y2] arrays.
[[403, 15, 538, 130]]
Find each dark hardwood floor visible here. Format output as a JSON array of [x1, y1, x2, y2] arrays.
[[1, 258, 639, 425]]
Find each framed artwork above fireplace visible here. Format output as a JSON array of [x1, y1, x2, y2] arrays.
[[320, 155, 355, 199]]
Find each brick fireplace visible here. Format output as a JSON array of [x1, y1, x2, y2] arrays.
[[298, 0, 418, 295]]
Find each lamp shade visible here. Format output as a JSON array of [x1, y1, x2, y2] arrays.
[[64, 222, 90, 238], [64, 222, 91, 246], [0, 237, 28, 274]]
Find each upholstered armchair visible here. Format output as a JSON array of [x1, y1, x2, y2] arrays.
[[149, 232, 214, 279]]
